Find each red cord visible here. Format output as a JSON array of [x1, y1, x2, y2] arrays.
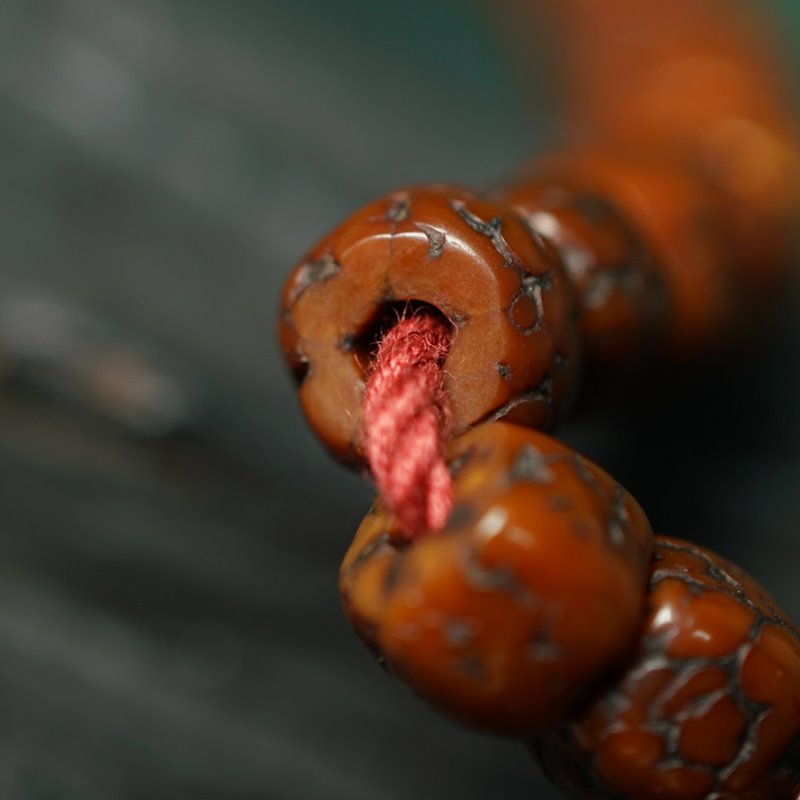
[[363, 310, 454, 539]]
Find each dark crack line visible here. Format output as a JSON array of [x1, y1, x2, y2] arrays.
[[340, 530, 393, 580], [286, 253, 341, 305], [506, 271, 553, 335], [484, 374, 554, 426], [413, 222, 446, 259], [385, 192, 410, 225], [451, 199, 521, 269]]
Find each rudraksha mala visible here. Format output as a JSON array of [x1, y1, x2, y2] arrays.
[[277, 1, 800, 797]]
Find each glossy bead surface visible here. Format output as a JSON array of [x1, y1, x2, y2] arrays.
[[497, 181, 665, 361], [339, 422, 652, 736], [527, 153, 740, 352], [278, 186, 580, 466], [534, 537, 800, 800]]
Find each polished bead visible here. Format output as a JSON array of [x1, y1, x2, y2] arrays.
[[497, 181, 665, 361], [339, 422, 652, 735], [533, 537, 800, 800], [278, 186, 581, 466], [526, 152, 740, 352]]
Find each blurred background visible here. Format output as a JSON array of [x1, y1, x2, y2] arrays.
[[0, 1, 799, 798]]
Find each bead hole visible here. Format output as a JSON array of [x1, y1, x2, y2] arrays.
[[351, 300, 453, 377]]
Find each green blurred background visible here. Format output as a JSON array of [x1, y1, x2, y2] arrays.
[[0, 1, 799, 798]]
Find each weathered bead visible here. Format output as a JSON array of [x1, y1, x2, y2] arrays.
[[278, 186, 580, 466], [497, 181, 666, 361], [533, 537, 800, 800], [339, 422, 652, 736], [524, 153, 740, 352]]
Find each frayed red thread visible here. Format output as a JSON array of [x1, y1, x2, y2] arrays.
[[363, 310, 453, 539]]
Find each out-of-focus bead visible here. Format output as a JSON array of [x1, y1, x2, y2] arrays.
[[498, 181, 665, 361], [525, 153, 740, 352]]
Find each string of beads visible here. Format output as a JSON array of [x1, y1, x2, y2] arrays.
[[277, 1, 800, 797]]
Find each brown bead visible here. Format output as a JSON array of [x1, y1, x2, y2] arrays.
[[525, 152, 741, 352], [278, 186, 581, 466], [339, 422, 652, 736], [533, 536, 800, 800], [699, 120, 800, 293], [556, 3, 789, 151], [535, 0, 800, 293], [497, 181, 666, 362]]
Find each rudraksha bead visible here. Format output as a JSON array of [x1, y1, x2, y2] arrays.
[[278, 186, 581, 466], [497, 182, 666, 361], [339, 422, 652, 735], [533, 537, 800, 800]]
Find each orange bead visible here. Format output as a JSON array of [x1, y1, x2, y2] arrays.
[[533, 0, 800, 293], [533, 537, 800, 800], [523, 152, 741, 352], [497, 181, 666, 362], [339, 422, 652, 735], [278, 186, 581, 466]]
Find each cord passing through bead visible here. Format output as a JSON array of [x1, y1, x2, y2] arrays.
[[363, 308, 453, 539]]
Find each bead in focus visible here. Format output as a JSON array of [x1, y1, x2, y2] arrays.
[[339, 422, 652, 736], [278, 186, 581, 466], [533, 536, 800, 800]]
